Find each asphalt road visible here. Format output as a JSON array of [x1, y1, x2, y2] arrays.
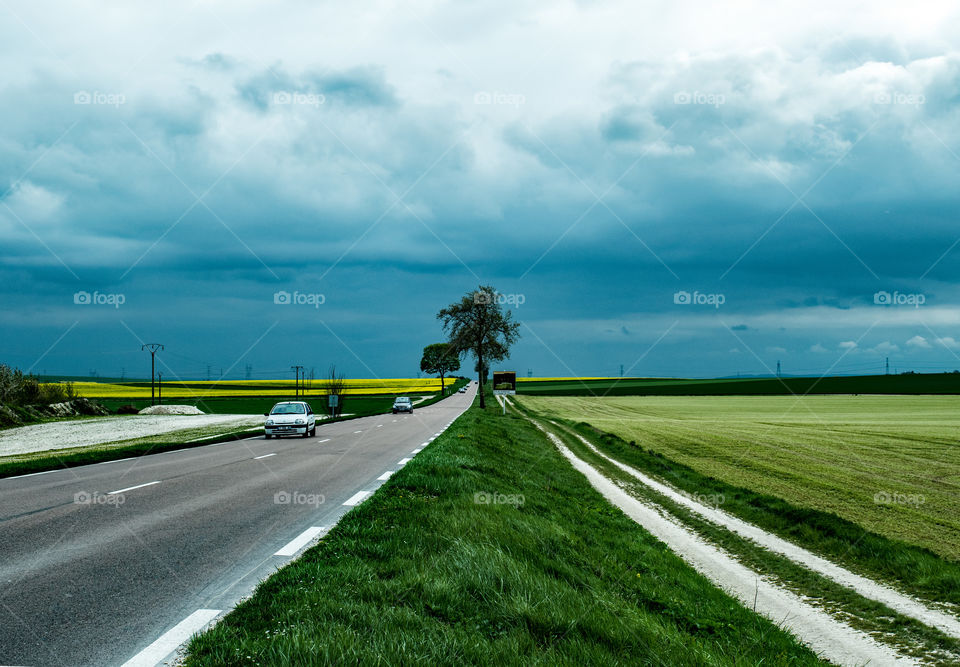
[[0, 386, 475, 667]]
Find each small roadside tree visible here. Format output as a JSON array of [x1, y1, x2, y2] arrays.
[[420, 343, 460, 396], [321, 364, 346, 417], [437, 285, 521, 409]]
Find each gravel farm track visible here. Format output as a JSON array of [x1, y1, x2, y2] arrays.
[[0, 414, 263, 457]]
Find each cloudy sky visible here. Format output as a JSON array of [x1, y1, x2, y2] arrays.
[[2, 0, 960, 380]]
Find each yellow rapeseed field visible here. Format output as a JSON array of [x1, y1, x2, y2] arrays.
[[59, 378, 449, 399]]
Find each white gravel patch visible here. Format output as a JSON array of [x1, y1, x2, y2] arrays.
[[567, 429, 960, 639], [532, 420, 917, 667], [138, 405, 206, 415], [0, 415, 263, 457]]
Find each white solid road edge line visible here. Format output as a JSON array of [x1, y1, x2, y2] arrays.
[[275, 526, 328, 557], [121, 608, 221, 667], [343, 490, 372, 506], [377, 471, 394, 481], [4, 469, 57, 480], [108, 481, 161, 495]]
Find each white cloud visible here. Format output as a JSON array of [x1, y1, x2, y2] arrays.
[[871, 341, 899, 354], [936, 336, 960, 349], [810, 343, 828, 353], [839, 341, 858, 350], [906, 335, 931, 348]]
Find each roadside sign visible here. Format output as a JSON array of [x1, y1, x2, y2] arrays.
[[492, 371, 516, 395], [328, 394, 339, 407]]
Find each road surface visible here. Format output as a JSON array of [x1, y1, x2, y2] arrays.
[[0, 387, 474, 666]]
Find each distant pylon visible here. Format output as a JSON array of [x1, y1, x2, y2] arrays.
[[885, 357, 890, 375], [776, 360, 781, 378]]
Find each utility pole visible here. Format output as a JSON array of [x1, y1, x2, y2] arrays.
[[291, 365, 304, 398], [141, 344, 164, 406], [620, 364, 624, 377], [158, 372, 162, 405], [776, 360, 781, 378]]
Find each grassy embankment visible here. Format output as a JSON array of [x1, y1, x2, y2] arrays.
[[184, 391, 821, 665]]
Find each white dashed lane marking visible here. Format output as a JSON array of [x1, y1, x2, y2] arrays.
[[275, 526, 328, 557], [121, 608, 221, 667], [108, 481, 160, 495], [343, 491, 372, 506]]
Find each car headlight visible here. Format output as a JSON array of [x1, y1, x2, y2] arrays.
[[266, 419, 274, 425], [295, 419, 305, 425]]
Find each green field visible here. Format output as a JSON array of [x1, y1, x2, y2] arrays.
[[185, 393, 819, 665], [96, 395, 396, 416], [519, 373, 960, 396], [519, 395, 960, 561]]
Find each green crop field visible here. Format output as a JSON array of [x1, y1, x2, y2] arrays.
[[518, 395, 960, 561], [518, 372, 960, 396]]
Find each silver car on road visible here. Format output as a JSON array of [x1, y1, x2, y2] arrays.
[[264, 401, 317, 438]]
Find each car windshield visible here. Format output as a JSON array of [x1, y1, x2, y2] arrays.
[[271, 404, 305, 414], [395, 398, 410, 403]]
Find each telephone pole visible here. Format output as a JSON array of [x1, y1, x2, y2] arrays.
[[141, 344, 164, 406], [158, 372, 162, 405], [291, 365, 304, 398], [776, 360, 781, 378]]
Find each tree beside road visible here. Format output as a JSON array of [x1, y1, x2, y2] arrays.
[[420, 343, 460, 396], [437, 286, 520, 409]]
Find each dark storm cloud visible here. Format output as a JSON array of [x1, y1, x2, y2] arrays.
[[3, 2, 960, 378]]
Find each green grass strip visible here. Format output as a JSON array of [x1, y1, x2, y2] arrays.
[[185, 395, 822, 665]]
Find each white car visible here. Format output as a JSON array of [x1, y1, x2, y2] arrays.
[[458, 387, 467, 394], [392, 396, 413, 413], [264, 401, 316, 438]]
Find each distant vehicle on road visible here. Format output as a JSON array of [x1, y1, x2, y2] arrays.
[[392, 396, 414, 414], [264, 401, 316, 438], [458, 387, 467, 394]]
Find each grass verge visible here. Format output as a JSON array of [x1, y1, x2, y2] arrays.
[[184, 393, 821, 665]]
